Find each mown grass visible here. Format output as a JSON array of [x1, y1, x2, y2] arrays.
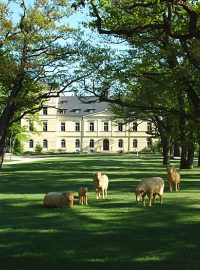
[[0, 154, 200, 270]]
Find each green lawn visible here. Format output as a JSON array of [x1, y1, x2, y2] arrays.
[[0, 154, 200, 270]]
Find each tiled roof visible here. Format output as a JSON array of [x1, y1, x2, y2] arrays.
[[57, 96, 110, 116]]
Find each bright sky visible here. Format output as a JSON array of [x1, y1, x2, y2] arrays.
[[2, 0, 87, 26]]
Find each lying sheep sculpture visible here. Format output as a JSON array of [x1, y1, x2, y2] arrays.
[[93, 172, 109, 199], [135, 177, 164, 207], [167, 165, 180, 192], [43, 192, 74, 208], [78, 187, 88, 205]]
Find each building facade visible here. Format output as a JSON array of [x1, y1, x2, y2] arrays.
[[21, 96, 155, 153]]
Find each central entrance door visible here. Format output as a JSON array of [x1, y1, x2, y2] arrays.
[[103, 139, 109, 151]]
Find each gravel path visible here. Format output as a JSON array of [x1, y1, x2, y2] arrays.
[[3, 154, 58, 165]]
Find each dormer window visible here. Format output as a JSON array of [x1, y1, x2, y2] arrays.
[[59, 100, 68, 105], [86, 108, 96, 113], [58, 109, 66, 114], [71, 107, 81, 114]]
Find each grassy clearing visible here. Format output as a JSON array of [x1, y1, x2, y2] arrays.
[[0, 154, 200, 270]]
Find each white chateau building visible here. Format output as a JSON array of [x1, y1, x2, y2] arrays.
[[21, 95, 154, 153]]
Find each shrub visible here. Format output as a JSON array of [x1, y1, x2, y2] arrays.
[[13, 139, 24, 154], [35, 143, 43, 153]]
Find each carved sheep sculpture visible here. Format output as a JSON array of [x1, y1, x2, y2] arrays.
[[43, 191, 74, 208], [167, 165, 180, 192], [78, 187, 88, 205], [92, 172, 109, 199], [135, 177, 165, 207]]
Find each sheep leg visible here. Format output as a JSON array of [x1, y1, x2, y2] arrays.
[[96, 188, 100, 199], [79, 196, 83, 205], [83, 195, 87, 205], [169, 183, 172, 192], [152, 194, 156, 204], [177, 183, 180, 191], [159, 195, 163, 205], [104, 189, 107, 198], [148, 194, 152, 207], [142, 195, 146, 206]]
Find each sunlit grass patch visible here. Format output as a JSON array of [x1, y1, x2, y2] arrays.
[[0, 154, 200, 270]]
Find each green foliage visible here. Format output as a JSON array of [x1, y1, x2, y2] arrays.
[[35, 143, 43, 153], [13, 138, 24, 154], [75, 0, 200, 168], [0, 0, 85, 165]]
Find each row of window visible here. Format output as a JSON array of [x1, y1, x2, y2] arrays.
[[29, 138, 152, 149], [29, 121, 152, 132], [41, 107, 97, 115]]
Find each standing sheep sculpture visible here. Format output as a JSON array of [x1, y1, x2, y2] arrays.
[[167, 165, 180, 192], [92, 172, 109, 199], [43, 191, 74, 208], [135, 177, 165, 207], [78, 187, 88, 205]]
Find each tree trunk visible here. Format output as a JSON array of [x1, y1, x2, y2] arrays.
[[198, 146, 200, 167], [0, 100, 17, 169], [0, 70, 26, 169], [186, 146, 194, 169], [0, 145, 5, 169], [161, 137, 171, 165], [0, 126, 9, 169], [173, 141, 181, 157], [180, 146, 188, 169]]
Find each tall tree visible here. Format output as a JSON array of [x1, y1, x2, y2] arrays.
[[0, 0, 85, 167], [74, 0, 200, 168]]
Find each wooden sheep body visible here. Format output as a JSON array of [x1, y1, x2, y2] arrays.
[[135, 177, 164, 207], [43, 192, 74, 208], [93, 172, 109, 199], [78, 187, 88, 205], [167, 166, 180, 192]]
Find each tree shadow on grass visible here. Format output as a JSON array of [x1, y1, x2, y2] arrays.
[[1, 195, 200, 270], [1, 155, 200, 270]]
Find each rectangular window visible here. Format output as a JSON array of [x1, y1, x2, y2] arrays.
[[118, 123, 123, 132], [147, 122, 152, 132], [75, 122, 80, 132], [43, 139, 48, 148], [89, 122, 94, 132], [133, 139, 138, 148], [104, 122, 109, 131], [61, 122, 65, 131], [118, 139, 123, 148], [75, 139, 80, 148], [61, 139, 66, 148], [43, 107, 48, 115], [132, 122, 138, 132], [43, 121, 48, 131], [29, 139, 34, 148], [147, 138, 152, 148], [89, 139, 94, 148], [29, 121, 33, 132]]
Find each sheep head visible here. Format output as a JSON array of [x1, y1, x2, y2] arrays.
[[135, 188, 145, 202], [167, 166, 176, 173], [79, 187, 88, 195]]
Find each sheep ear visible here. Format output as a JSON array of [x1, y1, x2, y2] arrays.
[[62, 192, 67, 196]]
